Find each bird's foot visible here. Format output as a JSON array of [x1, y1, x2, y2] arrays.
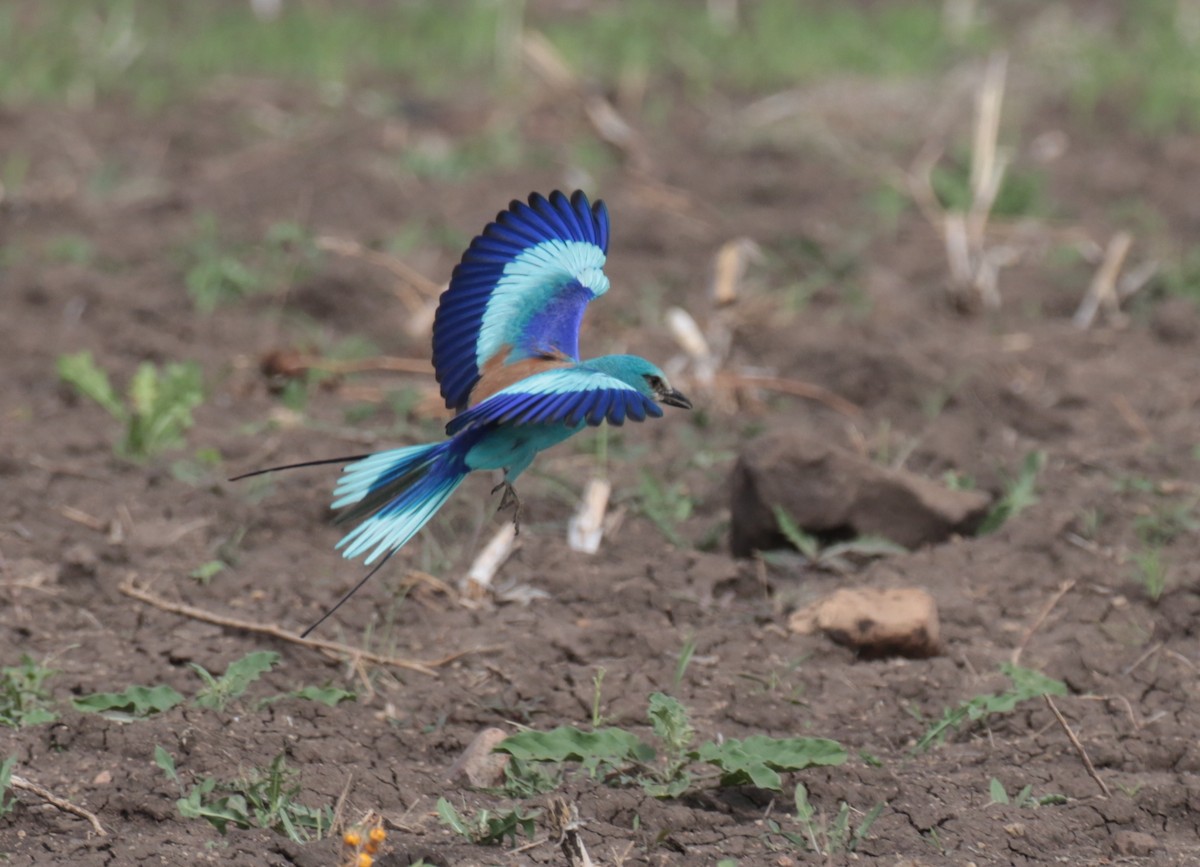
[[491, 481, 522, 534]]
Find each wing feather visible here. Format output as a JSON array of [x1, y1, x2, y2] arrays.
[[445, 367, 659, 435], [432, 191, 611, 412]]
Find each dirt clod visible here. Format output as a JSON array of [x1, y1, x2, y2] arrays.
[[789, 587, 940, 658], [729, 431, 991, 556], [445, 727, 510, 788], [1113, 829, 1162, 856]]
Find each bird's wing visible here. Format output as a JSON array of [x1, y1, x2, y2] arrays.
[[445, 367, 661, 435], [432, 190, 611, 412]]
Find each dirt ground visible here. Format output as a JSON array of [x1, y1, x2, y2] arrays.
[[3, 8, 1200, 867]]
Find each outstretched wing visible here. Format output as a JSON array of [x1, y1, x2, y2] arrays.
[[445, 367, 661, 435], [432, 190, 611, 412]]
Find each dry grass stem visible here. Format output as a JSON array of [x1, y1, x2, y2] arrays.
[[315, 235, 442, 312], [297, 355, 434, 376], [1011, 578, 1076, 666], [568, 477, 612, 554], [463, 523, 518, 598], [116, 578, 488, 675], [714, 372, 862, 418], [1073, 231, 1133, 329], [711, 237, 762, 306], [1043, 695, 1112, 798], [10, 774, 107, 836]]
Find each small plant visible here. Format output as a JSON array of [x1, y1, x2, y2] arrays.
[[499, 693, 846, 799], [635, 472, 694, 547], [768, 782, 883, 855], [773, 506, 905, 567], [191, 651, 279, 711], [915, 663, 1066, 752], [158, 748, 332, 841], [987, 777, 1066, 808], [57, 351, 204, 460], [978, 451, 1045, 535], [672, 634, 697, 691], [183, 215, 320, 312], [0, 755, 17, 817], [73, 684, 185, 721], [0, 655, 58, 728], [1130, 545, 1168, 602], [435, 797, 537, 846]]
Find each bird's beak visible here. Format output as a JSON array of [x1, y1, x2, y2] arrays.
[[660, 388, 692, 410]]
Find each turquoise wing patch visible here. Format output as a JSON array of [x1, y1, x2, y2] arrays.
[[432, 191, 611, 412]]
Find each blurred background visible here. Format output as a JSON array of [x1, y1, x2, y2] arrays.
[[3, 3, 1200, 862]]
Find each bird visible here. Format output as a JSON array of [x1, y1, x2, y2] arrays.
[[233, 190, 691, 634]]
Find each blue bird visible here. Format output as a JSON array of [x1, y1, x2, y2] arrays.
[[235, 191, 691, 634]]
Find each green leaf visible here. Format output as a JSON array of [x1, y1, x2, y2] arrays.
[[436, 797, 470, 837], [192, 651, 279, 710], [155, 745, 178, 783], [288, 685, 356, 707], [188, 560, 225, 583], [0, 755, 17, 816], [499, 725, 653, 776], [693, 736, 847, 791], [773, 506, 820, 558], [648, 693, 694, 753], [57, 351, 125, 419], [128, 362, 158, 418], [72, 684, 184, 719], [989, 777, 1008, 804]]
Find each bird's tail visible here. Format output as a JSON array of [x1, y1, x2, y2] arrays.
[[331, 440, 468, 565]]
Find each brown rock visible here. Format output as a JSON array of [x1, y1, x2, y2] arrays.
[[446, 727, 509, 788], [730, 431, 991, 556], [789, 587, 940, 658], [1112, 830, 1161, 857]]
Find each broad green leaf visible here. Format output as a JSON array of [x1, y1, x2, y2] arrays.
[[288, 685, 355, 707], [499, 725, 653, 770], [155, 745, 178, 782], [693, 735, 847, 791], [128, 363, 159, 418], [72, 684, 184, 719], [989, 778, 1008, 804], [192, 651, 279, 710], [436, 797, 470, 836], [57, 352, 125, 419]]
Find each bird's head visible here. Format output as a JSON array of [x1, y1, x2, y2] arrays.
[[591, 355, 692, 410]]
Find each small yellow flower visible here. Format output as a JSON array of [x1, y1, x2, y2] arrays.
[[356, 853, 373, 867], [343, 830, 362, 848], [368, 826, 387, 844]]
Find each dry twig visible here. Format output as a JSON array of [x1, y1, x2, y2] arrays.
[[119, 579, 490, 675], [1011, 578, 1076, 666], [714, 372, 861, 418], [10, 774, 107, 836], [1043, 695, 1112, 798], [1073, 232, 1133, 329]]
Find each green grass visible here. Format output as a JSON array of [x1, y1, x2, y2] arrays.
[[0, 1, 507, 109], [1073, 0, 1200, 132], [0, 0, 988, 112], [543, 0, 986, 95], [914, 663, 1066, 752], [0, 656, 59, 728]]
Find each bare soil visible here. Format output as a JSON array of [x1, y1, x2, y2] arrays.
[[2, 49, 1199, 867]]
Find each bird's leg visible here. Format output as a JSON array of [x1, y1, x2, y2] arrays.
[[491, 480, 523, 534]]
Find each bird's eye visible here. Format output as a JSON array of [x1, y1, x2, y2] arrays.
[[644, 375, 663, 390]]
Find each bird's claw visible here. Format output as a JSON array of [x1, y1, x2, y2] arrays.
[[491, 481, 522, 534]]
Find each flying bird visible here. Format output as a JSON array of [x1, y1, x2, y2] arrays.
[[235, 191, 691, 634]]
